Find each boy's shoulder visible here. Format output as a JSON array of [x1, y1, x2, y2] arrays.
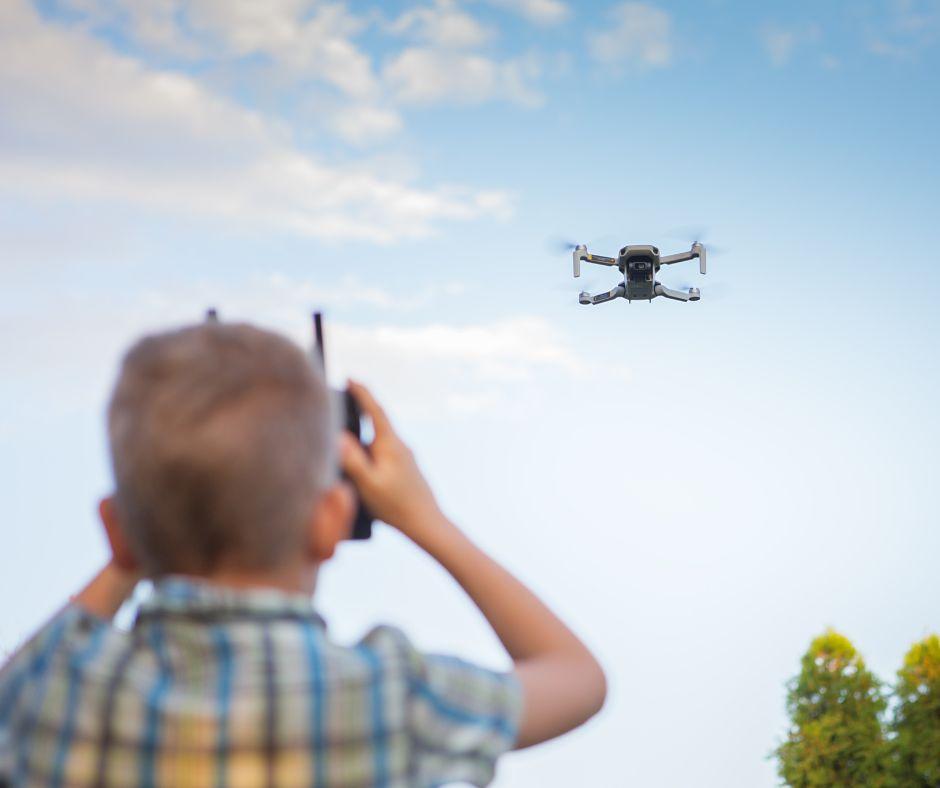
[[1, 602, 522, 787], [283, 618, 517, 707], [0, 604, 103, 688], [1, 572, 525, 786]]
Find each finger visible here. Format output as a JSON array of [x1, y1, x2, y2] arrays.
[[348, 380, 393, 437], [339, 431, 371, 484]]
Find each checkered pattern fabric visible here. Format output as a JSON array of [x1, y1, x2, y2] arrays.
[[0, 578, 521, 787]]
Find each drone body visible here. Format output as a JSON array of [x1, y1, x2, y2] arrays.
[[574, 242, 706, 304]]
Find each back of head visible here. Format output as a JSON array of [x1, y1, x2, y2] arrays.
[[107, 322, 335, 576]]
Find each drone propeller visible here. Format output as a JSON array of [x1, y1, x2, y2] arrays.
[[547, 244, 611, 298], [669, 279, 729, 301], [553, 238, 581, 253], [667, 227, 728, 255], [550, 233, 619, 254]]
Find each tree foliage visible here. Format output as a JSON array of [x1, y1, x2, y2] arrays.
[[890, 634, 940, 786], [776, 629, 891, 786]]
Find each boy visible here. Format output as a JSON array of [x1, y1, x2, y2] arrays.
[[0, 322, 606, 786]]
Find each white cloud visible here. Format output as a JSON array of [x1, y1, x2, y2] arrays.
[[0, 0, 510, 243], [0, 271, 619, 424], [381, 2, 544, 108], [484, 0, 571, 26], [324, 103, 405, 145], [389, 0, 494, 49], [345, 318, 586, 379], [867, 0, 940, 57], [760, 23, 821, 67], [588, 2, 673, 67], [92, 0, 192, 56], [443, 390, 502, 415], [60, 0, 379, 99], [193, 0, 377, 97], [325, 316, 598, 420], [761, 27, 797, 66], [261, 272, 468, 312], [50, 0, 554, 142], [384, 47, 543, 106], [56, 0, 395, 145]]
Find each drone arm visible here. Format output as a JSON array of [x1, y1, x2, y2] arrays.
[[654, 283, 699, 302], [659, 251, 694, 265], [660, 243, 706, 274], [573, 245, 617, 278], [579, 284, 625, 305]]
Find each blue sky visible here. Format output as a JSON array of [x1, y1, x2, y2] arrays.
[[2, 0, 939, 785]]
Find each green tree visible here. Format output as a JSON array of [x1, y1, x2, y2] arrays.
[[776, 629, 891, 786], [890, 634, 940, 786]]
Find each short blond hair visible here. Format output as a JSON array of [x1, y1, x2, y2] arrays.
[[107, 322, 335, 576]]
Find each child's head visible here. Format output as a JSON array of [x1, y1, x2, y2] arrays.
[[103, 322, 352, 580]]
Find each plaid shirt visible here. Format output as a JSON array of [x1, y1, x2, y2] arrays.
[[0, 578, 521, 787]]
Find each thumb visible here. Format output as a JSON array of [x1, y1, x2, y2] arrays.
[[339, 431, 371, 484]]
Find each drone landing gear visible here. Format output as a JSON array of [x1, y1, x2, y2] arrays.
[[654, 283, 701, 302], [579, 284, 625, 305]]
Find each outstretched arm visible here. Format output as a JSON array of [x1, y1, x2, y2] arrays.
[[1, 561, 138, 674], [341, 382, 607, 749]]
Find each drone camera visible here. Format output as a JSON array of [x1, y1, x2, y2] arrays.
[[627, 257, 654, 284]]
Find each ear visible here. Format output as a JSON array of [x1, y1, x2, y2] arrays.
[[99, 496, 140, 572], [306, 482, 355, 563]]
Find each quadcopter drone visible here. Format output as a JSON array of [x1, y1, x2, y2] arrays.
[[573, 242, 706, 304]]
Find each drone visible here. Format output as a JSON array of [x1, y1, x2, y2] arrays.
[[573, 242, 706, 304]]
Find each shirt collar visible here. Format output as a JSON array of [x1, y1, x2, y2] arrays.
[[135, 576, 326, 628]]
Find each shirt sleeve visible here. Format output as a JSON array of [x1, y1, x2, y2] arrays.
[[0, 603, 84, 709], [0, 603, 103, 779], [410, 652, 522, 787], [362, 626, 522, 788]]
